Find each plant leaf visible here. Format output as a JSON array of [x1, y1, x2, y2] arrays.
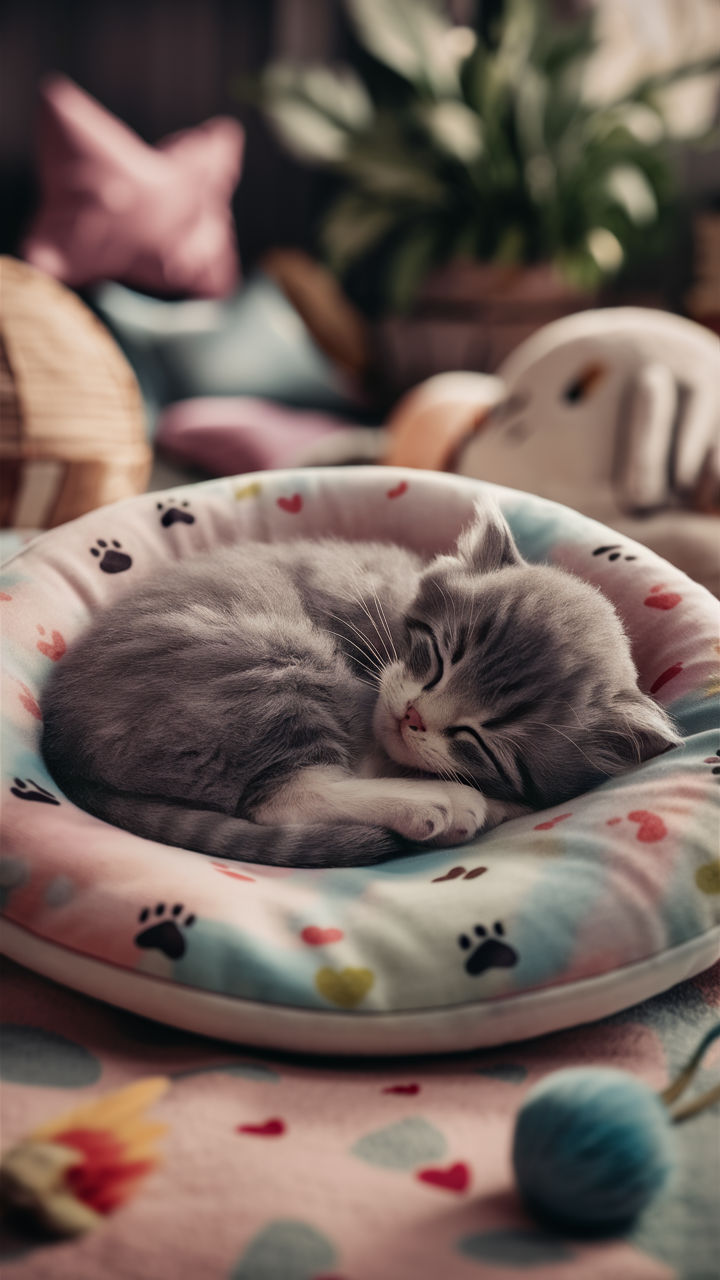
[[417, 100, 484, 163], [494, 225, 526, 265], [320, 192, 400, 273], [346, 0, 460, 96], [262, 63, 372, 162], [605, 164, 658, 225], [384, 222, 440, 312], [342, 130, 446, 202]]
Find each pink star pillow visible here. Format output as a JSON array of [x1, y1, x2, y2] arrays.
[[23, 74, 244, 298]]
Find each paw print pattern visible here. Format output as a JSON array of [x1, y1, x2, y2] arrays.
[[134, 902, 195, 959], [432, 866, 487, 882], [157, 499, 195, 528], [458, 921, 518, 976], [704, 743, 720, 781], [90, 540, 132, 573], [10, 777, 60, 805], [592, 544, 638, 563]]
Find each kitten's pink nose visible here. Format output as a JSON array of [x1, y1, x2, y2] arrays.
[[403, 705, 425, 733]]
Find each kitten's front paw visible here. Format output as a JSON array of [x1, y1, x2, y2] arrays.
[[425, 783, 489, 847], [391, 784, 488, 847]]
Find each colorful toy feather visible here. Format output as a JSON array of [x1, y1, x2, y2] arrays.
[[0, 1077, 168, 1235]]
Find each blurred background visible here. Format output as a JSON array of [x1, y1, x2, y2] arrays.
[[2, 0, 719, 303], [1, 0, 719, 572]]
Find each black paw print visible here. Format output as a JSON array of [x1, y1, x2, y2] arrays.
[[592, 544, 638, 563], [134, 903, 196, 960], [90, 539, 132, 573], [458, 921, 518, 976], [10, 777, 60, 805], [157, 499, 195, 529]]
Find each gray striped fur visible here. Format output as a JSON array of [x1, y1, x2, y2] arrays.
[[41, 505, 680, 866]]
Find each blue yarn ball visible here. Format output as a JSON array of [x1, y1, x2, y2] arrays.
[[512, 1067, 676, 1232]]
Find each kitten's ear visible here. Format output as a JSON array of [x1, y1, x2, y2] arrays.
[[598, 692, 682, 773], [456, 500, 524, 573]]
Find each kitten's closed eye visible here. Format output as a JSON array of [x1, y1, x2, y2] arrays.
[[482, 699, 537, 730], [446, 725, 483, 745], [406, 619, 444, 691], [445, 725, 519, 798]]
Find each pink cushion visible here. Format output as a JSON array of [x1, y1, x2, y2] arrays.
[[156, 397, 357, 474], [22, 74, 244, 298]]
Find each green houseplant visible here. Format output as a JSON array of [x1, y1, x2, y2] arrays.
[[254, 0, 718, 316]]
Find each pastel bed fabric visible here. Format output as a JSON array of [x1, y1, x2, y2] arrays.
[[0, 468, 718, 1055], [1, 955, 718, 1280]]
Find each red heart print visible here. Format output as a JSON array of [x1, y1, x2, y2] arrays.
[[211, 862, 255, 882], [417, 1162, 470, 1193], [628, 810, 667, 843], [382, 1083, 420, 1095], [18, 682, 42, 721], [36, 625, 66, 662], [237, 1118, 286, 1137], [301, 926, 344, 946], [0, 592, 12, 602], [644, 584, 682, 611], [650, 662, 683, 695], [534, 813, 572, 831], [277, 494, 302, 514], [387, 481, 408, 499]]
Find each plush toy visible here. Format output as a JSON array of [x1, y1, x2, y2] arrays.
[[0, 1078, 168, 1235], [512, 1022, 720, 1232], [379, 308, 720, 594], [22, 74, 244, 299]]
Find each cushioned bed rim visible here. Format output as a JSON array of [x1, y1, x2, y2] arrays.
[[2, 919, 718, 1057]]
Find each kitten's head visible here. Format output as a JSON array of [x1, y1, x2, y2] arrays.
[[374, 501, 680, 808]]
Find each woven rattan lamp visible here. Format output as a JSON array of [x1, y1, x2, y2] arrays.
[[0, 257, 150, 528]]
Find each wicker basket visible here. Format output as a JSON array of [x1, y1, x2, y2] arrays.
[[0, 257, 150, 527]]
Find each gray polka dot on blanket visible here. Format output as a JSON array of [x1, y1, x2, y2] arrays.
[[0, 1025, 101, 1087]]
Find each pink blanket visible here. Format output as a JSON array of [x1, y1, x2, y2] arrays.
[[1, 956, 718, 1279]]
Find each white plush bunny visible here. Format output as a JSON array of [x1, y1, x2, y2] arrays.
[[376, 308, 720, 593], [459, 308, 720, 516]]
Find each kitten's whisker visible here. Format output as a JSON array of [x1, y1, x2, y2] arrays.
[[324, 629, 381, 682], [336, 595, 390, 669], [368, 584, 399, 664], [325, 613, 386, 672], [523, 720, 599, 770], [562, 700, 584, 728], [344, 585, 394, 665], [431, 757, 467, 789], [433, 578, 457, 639], [374, 592, 399, 662]]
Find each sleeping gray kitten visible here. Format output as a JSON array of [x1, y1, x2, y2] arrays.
[[41, 502, 680, 867]]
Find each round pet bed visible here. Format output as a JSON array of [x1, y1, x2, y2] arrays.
[[1, 467, 718, 1054]]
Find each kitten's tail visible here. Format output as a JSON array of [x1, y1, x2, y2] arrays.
[[56, 778, 407, 868]]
